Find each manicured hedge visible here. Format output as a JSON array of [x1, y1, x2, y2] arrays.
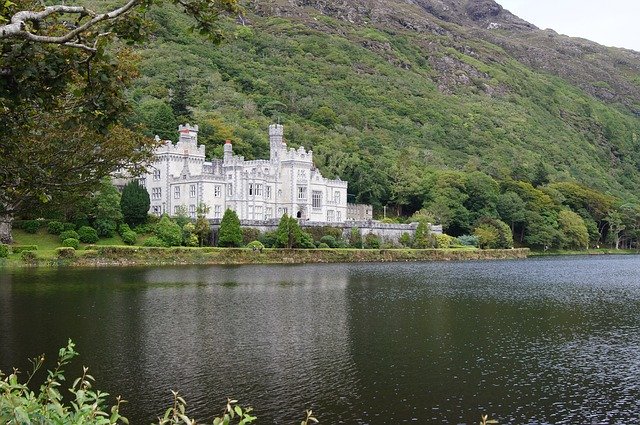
[[11, 245, 38, 253]]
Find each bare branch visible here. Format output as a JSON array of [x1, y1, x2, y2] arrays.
[[0, 0, 140, 50]]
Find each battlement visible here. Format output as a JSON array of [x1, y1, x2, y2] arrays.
[[268, 124, 283, 136], [281, 145, 313, 163], [156, 139, 205, 158]]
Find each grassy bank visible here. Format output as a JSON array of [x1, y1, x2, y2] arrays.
[[0, 244, 529, 268]]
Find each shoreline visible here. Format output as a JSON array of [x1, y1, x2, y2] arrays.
[[0, 246, 530, 268]]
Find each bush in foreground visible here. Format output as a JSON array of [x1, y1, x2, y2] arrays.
[[60, 230, 79, 242], [62, 238, 80, 250], [0, 340, 319, 425]]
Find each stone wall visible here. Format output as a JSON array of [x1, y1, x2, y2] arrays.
[[209, 219, 442, 245]]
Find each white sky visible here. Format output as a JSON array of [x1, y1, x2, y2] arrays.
[[495, 0, 640, 52]]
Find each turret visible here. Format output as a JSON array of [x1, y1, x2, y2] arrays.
[[269, 124, 284, 161], [178, 123, 199, 144], [223, 139, 233, 161]]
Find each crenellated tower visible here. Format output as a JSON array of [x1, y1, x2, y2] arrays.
[[269, 124, 285, 162]]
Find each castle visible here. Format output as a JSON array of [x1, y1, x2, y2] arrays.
[[136, 124, 350, 222]]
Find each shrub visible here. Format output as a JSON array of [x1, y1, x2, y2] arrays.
[[23, 220, 40, 234], [60, 230, 79, 242], [457, 235, 479, 247], [21, 250, 37, 263], [62, 238, 80, 249], [143, 236, 168, 247], [319, 235, 337, 248], [122, 230, 138, 245], [119, 223, 132, 235], [399, 232, 412, 247], [155, 215, 182, 246], [62, 222, 76, 231], [364, 233, 380, 249], [242, 227, 261, 245], [258, 231, 278, 248], [348, 227, 363, 248], [317, 242, 330, 248], [218, 209, 243, 247], [435, 234, 457, 248], [56, 247, 76, 258], [94, 218, 117, 238], [246, 240, 265, 251], [133, 223, 154, 235], [77, 226, 99, 244], [182, 222, 198, 247], [299, 231, 316, 248], [11, 245, 38, 253], [0, 244, 8, 258], [47, 221, 64, 235]]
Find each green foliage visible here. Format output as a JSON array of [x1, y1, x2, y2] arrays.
[[63, 222, 77, 232], [299, 231, 316, 248], [0, 243, 8, 258], [182, 222, 199, 247], [11, 245, 37, 253], [56, 247, 76, 258], [319, 235, 337, 248], [122, 230, 138, 245], [0, 340, 128, 424], [258, 231, 278, 248], [60, 230, 80, 242], [473, 217, 513, 249], [120, 181, 151, 227], [398, 232, 412, 247], [218, 209, 243, 247], [275, 214, 302, 248], [348, 228, 363, 248], [170, 76, 193, 122], [93, 180, 123, 238], [456, 235, 479, 247], [155, 215, 183, 247], [194, 210, 212, 247], [47, 221, 64, 235], [363, 233, 380, 249], [242, 227, 261, 246], [23, 220, 40, 234], [557, 210, 589, 249], [435, 233, 456, 249], [413, 220, 435, 248], [143, 236, 169, 247], [62, 238, 80, 250], [77, 226, 99, 244], [317, 242, 330, 249], [246, 240, 264, 251], [20, 250, 37, 263]]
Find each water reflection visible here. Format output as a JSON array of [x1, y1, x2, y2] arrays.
[[2, 258, 640, 424]]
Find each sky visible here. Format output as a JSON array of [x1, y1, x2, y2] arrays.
[[495, 0, 640, 52]]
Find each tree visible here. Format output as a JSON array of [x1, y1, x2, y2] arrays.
[[194, 203, 211, 247], [605, 210, 625, 250], [155, 215, 182, 246], [557, 210, 589, 250], [170, 75, 193, 122], [120, 181, 150, 227], [92, 179, 123, 237], [0, 0, 239, 243], [218, 208, 242, 247], [275, 213, 302, 248], [473, 217, 513, 249]]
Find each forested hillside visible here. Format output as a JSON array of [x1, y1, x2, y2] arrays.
[[120, 0, 640, 247]]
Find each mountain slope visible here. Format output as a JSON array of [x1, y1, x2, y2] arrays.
[[127, 0, 640, 212]]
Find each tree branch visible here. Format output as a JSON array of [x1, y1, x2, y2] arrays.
[[0, 0, 140, 50]]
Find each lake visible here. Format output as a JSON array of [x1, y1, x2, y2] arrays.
[[2, 256, 640, 424]]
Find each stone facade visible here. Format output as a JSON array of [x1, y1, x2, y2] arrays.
[[134, 124, 349, 222]]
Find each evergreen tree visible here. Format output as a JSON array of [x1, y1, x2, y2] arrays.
[[170, 76, 193, 122], [276, 213, 302, 248], [120, 181, 150, 227], [218, 209, 242, 247], [147, 102, 177, 140]]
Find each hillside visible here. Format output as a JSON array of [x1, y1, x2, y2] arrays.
[[126, 0, 640, 217]]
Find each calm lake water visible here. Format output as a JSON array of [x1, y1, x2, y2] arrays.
[[2, 256, 640, 424]]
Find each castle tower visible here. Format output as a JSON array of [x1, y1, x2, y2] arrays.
[[269, 124, 284, 161], [178, 123, 199, 144]]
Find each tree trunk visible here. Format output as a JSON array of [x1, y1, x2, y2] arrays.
[[0, 213, 13, 244]]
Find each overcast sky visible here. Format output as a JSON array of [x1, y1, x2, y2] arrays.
[[495, 0, 640, 52]]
